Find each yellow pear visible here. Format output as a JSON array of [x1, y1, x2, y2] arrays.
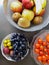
[[18, 18, 30, 28], [22, 9, 34, 21]]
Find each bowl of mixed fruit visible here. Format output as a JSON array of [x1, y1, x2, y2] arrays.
[[31, 30, 49, 65], [3, 0, 49, 31], [1, 33, 29, 62]]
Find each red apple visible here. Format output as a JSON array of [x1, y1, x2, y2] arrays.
[[22, 0, 34, 9], [10, 1, 22, 13], [3, 47, 10, 54]]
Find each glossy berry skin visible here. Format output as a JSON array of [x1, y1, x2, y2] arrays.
[[38, 38, 43, 44], [37, 56, 42, 61], [40, 45, 44, 51], [39, 51, 44, 56], [45, 54, 49, 60], [35, 43, 40, 49], [34, 34, 49, 64], [35, 49, 40, 54], [44, 48, 48, 52], [10, 33, 27, 61], [42, 41, 47, 46], [47, 45, 49, 49], [42, 55, 47, 62], [47, 60, 49, 64]]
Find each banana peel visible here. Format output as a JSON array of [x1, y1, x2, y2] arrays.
[[34, 0, 42, 14], [41, 0, 47, 8]]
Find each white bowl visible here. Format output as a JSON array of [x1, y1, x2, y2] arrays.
[[31, 30, 49, 65], [3, 0, 49, 32], [1, 33, 29, 62]]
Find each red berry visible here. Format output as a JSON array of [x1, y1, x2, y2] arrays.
[[40, 45, 44, 51], [47, 45, 49, 49], [42, 55, 47, 62], [45, 54, 49, 60], [35, 49, 39, 54], [44, 48, 48, 52], [37, 56, 42, 61], [39, 51, 44, 56], [38, 38, 43, 44], [35, 43, 40, 49], [47, 60, 49, 64], [47, 49, 49, 54], [42, 41, 47, 46]]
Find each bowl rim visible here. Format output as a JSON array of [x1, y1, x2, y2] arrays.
[[3, 0, 49, 32], [1, 33, 29, 62]]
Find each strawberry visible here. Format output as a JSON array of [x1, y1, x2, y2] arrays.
[[22, 0, 34, 9]]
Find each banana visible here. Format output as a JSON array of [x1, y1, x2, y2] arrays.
[[34, 0, 42, 14]]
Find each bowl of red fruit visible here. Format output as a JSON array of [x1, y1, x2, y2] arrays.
[[31, 30, 49, 65], [1, 33, 29, 62], [3, 0, 49, 31]]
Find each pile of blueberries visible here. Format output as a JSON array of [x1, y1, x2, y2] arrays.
[[10, 33, 28, 61]]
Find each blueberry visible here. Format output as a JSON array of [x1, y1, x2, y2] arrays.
[[19, 41, 22, 45], [23, 50, 27, 56], [18, 56, 21, 60], [15, 57, 21, 61], [22, 38, 25, 41], [15, 41, 18, 45], [14, 50, 18, 55], [20, 52, 23, 57], [13, 44, 16, 48], [17, 33, 20, 36], [14, 38, 17, 40], [21, 44, 26, 49], [14, 57, 19, 61], [18, 46, 22, 52], [15, 50, 18, 52], [11, 34, 16, 38], [11, 53, 17, 59], [18, 43, 21, 47], [23, 41, 26, 45], [11, 38, 15, 42], [14, 45, 18, 50], [16, 36, 19, 40]]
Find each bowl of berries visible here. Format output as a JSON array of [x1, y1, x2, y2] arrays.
[[1, 33, 29, 62], [31, 30, 49, 65], [3, 0, 49, 31]]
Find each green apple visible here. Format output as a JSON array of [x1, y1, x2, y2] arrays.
[[34, 0, 42, 14], [22, 9, 34, 21], [41, 0, 46, 8]]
